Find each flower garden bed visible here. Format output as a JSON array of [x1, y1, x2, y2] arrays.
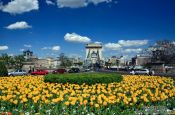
[[0, 75, 175, 114]]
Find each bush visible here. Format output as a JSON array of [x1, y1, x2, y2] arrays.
[[44, 72, 123, 85], [0, 61, 8, 77]]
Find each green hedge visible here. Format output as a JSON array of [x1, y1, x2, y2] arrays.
[[44, 72, 123, 85]]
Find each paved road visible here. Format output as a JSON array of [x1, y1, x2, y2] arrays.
[[97, 69, 175, 78]]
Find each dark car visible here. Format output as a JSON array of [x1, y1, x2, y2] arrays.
[[52, 69, 66, 74], [68, 68, 80, 73]]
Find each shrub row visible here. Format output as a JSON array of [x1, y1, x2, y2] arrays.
[[44, 72, 123, 85]]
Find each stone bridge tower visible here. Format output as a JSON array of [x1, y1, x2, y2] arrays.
[[85, 43, 103, 67]]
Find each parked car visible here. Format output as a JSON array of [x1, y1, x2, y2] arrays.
[[52, 69, 66, 74], [81, 68, 91, 72], [84, 68, 91, 72], [130, 69, 150, 75], [31, 70, 48, 75], [8, 70, 27, 76], [68, 68, 80, 73]]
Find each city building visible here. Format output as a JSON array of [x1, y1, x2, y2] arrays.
[[69, 57, 83, 67], [35, 57, 61, 69], [23, 50, 34, 60], [52, 58, 61, 69], [23, 50, 61, 71], [23, 50, 37, 71], [132, 55, 151, 66], [107, 56, 126, 68]]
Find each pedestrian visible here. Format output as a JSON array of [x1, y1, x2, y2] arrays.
[[28, 69, 31, 74], [165, 68, 168, 73], [149, 69, 152, 76], [151, 70, 155, 76]]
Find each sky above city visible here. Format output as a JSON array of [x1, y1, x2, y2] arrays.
[[0, 0, 175, 59]]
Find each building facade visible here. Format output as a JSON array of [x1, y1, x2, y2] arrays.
[[107, 56, 126, 68], [22, 50, 61, 71], [132, 55, 151, 66], [23, 50, 33, 60]]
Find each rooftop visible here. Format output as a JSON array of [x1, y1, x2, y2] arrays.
[[86, 43, 102, 48]]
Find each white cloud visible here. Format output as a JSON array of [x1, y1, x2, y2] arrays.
[[118, 40, 148, 47], [50, 53, 57, 56], [6, 21, 32, 30], [173, 41, 175, 45], [41, 47, 51, 50], [102, 47, 105, 52], [19, 49, 25, 52], [41, 46, 61, 51], [8, 53, 14, 56], [89, 0, 112, 5], [46, 0, 55, 5], [56, 0, 112, 8], [0, 45, 8, 50], [52, 46, 60, 51], [104, 43, 121, 50], [64, 33, 91, 43], [24, 44, 32, 48], [124, 48, 142, 53], [69, 53, 82, 58], [1, 0, 39, 14], [94, 41, 102, 44], [57, 0, 87, 8]]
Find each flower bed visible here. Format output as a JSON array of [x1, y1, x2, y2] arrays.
[[0, 75, 175, 114]]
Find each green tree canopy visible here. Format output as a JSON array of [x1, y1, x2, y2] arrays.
[[14, 55, 25, 69], [148, 40, 175, 64], [59, 53, 72, 68], [0, 53, 14, 69], [0, 61, 8, 77]]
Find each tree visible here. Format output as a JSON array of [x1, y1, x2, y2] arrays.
[[0, 53, 14, 69], [0, 54, 26, 70], [148, 40, 175, 64], [76, 62, 83, 66], [14, 55, 25, 69], [0, 61, 8, 77], [59, 53, 72, 68]]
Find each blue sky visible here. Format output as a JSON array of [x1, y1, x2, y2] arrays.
[[0, 0, 175, 59]]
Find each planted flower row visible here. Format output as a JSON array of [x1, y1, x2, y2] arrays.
[[0, 75, 175, 114]]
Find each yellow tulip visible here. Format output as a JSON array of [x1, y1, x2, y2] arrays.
[[64, 101, 70, 106], [95, 104, 99, 108], [90, 101, 94, 106], [103, 101, 107, 106], [13, 100, 18, 104]]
